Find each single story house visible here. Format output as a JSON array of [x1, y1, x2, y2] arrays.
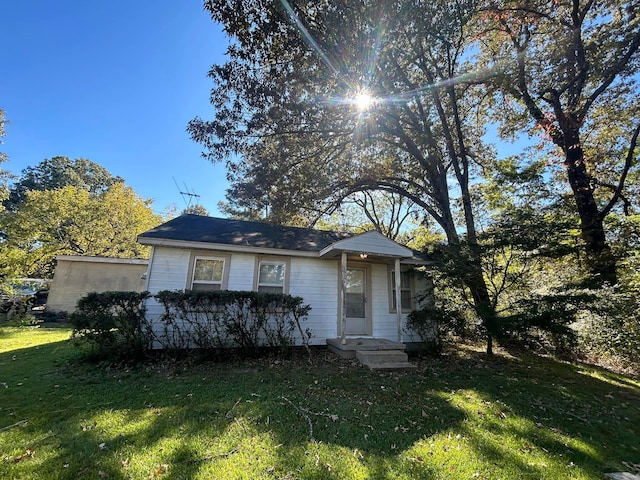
[[137, 214, 433, 349], [46, 255, 149, 313]]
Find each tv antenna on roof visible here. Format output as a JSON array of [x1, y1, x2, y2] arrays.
[[173, 177, 201, 209]]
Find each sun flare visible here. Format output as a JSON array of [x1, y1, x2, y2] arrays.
[[354, 92, 374, 111]]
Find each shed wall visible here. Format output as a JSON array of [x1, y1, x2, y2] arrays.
[[47, 257, 148, 313]]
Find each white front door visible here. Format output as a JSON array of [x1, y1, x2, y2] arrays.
[[345, 267, 369, 335]]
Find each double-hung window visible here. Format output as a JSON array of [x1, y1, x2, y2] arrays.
[[191, 256, 226, 291], [390, 268, 413, 312], [256, 260, 287, 294]]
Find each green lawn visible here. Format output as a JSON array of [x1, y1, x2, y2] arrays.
[[1, 326, 638, 479]]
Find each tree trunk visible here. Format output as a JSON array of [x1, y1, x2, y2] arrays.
[[446, 239, 496, 355], [562, 131, 617, 284], [464, 266, 496, 356]]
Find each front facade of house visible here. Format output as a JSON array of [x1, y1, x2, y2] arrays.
[[137, 215, 432, 346]]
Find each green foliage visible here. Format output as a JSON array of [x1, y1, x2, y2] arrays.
[[574, 285, 640, 371], [154, 289, 312, 354], [0, 183, 160, 277], [70, 290, 312, 361], [496, 292, 590, 358], [182, 203, 210, 216], [476, 0, 640, 281], [70, 291, 151, 360], [0, 108, 11, 210], [406, 304, 468, 354], [606, 213, 640, 289], [189, 0, 488, 238], [4, 156, 123, 211]]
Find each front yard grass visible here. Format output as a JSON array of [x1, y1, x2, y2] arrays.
[[1, 325, 638, 479]]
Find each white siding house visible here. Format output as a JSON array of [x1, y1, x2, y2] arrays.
[[138, 215, 433, 347]]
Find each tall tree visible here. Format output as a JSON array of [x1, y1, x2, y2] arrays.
[[191, 0, 504, 352], [1, 184, 160, 278], [4, 156, 123, 211], [476, 0, 640, 283], [0, 109, 11, 209]]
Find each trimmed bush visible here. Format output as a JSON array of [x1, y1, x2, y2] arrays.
[[70, 291, 151, 359], [153, 290, 311, 354], [70, 290, 312, 360]]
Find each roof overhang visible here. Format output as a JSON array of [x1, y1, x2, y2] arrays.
[[138, 231, 433, 265], [319, 231, 413, 259], [137, 237, 321, 258], [55, 255, 149, 265]]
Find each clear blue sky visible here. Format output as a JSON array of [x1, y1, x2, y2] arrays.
[[1, 1, 229, 216]]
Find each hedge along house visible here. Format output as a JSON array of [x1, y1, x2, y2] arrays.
[[137, 214, 433, 364]]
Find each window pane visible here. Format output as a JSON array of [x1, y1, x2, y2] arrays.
[[346, 269, 365, 293], [346, 292, 366, 318], [258, 285, 284, 294], [259, 263, 285, 286], [391, 270, 413, 311], [192, 283, 221, 291], [401, 290, 412, 310], [194, 259, 224, 282]]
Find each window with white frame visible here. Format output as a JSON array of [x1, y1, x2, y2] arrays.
[[257, 260, 286, 293], [390, 268, 413, 312], [191, 256, 225, 291]]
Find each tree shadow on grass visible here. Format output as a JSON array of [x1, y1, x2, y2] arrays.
[[416, 347, 640, 474], [1, 341, 639, 479]]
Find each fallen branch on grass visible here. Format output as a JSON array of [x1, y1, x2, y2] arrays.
[[225, 398, 242, 419], [0, 419, 28, 432], [175, 447, 239, 465], [281, 396, 315, 441]]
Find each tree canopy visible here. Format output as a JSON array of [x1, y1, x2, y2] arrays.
[[0, 109, 10, 210], [476, 0, 640, 283], [4, 156, 124, 211], [1, 183, 161, 278], [191, 0, 639, 282], [190, 0, 640, 353]]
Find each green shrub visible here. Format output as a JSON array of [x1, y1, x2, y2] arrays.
[[406, 304, 468, 354], [153, 290, 311, 354], [70, 290, 312, 361], [70, 291, 151, 359], [574, 285, 640, 372], [495, 291, 587, 358]]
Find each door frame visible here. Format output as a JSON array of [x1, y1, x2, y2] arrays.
[[336, 260, 372, 337]]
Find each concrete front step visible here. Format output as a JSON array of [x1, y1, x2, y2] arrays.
[[367, 361, 417, 372], [326, 337, 406, 359], [356, 350, 417, 371]]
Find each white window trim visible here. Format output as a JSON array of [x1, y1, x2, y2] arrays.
[[186, 252, 231, 291], [388, 266, 414, 313], [253, 256, 290, 294]]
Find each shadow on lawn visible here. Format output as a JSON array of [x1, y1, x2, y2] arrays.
[[421, 348, 640, 474], [2, 339, 639, 479]]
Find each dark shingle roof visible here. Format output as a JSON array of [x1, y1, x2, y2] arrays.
[[138, 214, 352, 252]]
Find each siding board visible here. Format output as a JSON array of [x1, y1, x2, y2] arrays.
[[145, 247, 432, 346]]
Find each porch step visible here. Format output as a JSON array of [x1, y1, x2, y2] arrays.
[[326, 337, 406, 359], [356, 350, 417, 371]]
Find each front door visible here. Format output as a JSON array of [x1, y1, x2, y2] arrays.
[[345, 267, 369, 335]]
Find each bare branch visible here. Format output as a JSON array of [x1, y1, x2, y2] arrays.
[[600, 121, 640, 218]]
